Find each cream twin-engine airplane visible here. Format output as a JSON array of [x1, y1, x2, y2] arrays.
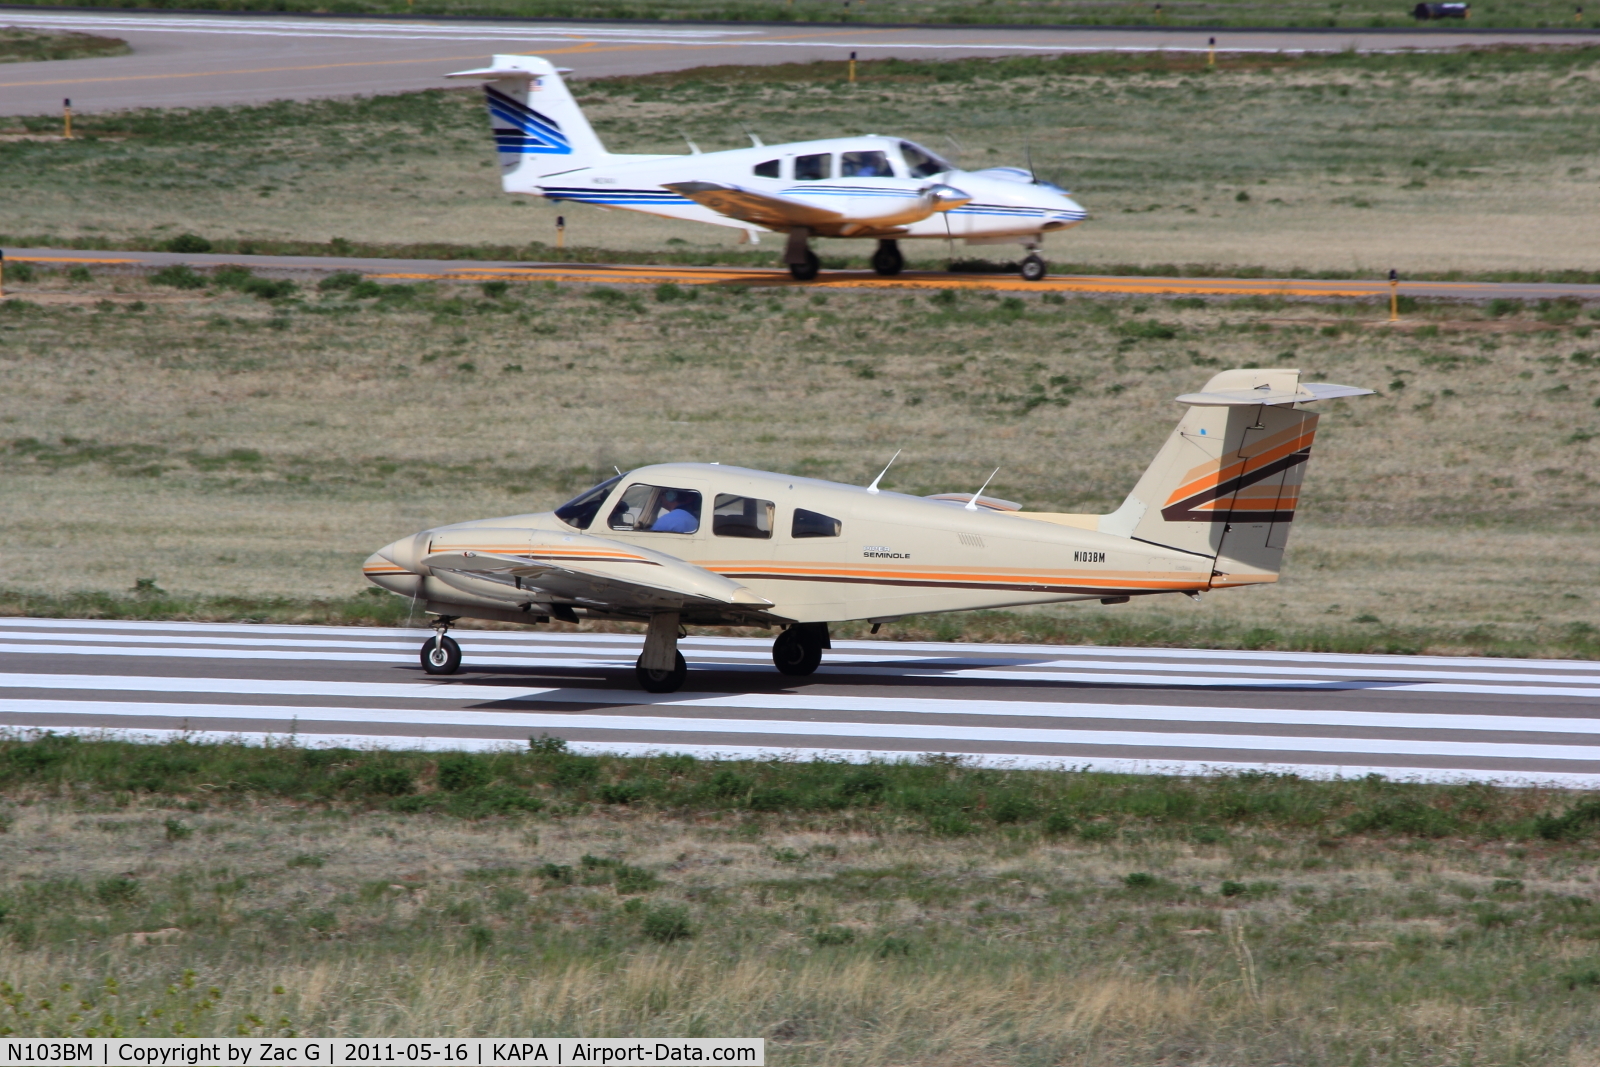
[[365, 369, 1370, 693], [445, 55, 1088, 282]]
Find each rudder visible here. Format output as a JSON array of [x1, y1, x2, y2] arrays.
[[1102, 368, 1370, 588], [447, 55, 609, 190]]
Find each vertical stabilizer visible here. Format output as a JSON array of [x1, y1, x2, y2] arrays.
[[446, 55, 609, 190], [1103, 369, 1371, 588]]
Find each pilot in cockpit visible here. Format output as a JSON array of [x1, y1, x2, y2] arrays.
[[651, 490, 700, 533]]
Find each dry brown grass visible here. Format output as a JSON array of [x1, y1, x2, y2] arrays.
[[6, 50, 1600, 275], [3, 787, 1600, 1063], [1, 267, 1597, 649]]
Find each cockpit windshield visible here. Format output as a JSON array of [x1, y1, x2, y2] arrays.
[[553, 474, 622, 530], [900, 141, 954, 179]]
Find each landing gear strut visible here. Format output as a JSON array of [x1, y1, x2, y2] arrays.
[[772, 623, 830, 677], [785, 228, 820, 282], [635, 612, 688, 693], [871, 239, 904, 277], [420, 616, 461, 675]]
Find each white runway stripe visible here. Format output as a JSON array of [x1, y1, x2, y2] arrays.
[[26, 726, 1600, 786], [5, 699, 1600, 764], [5, 618, 1595, 674]]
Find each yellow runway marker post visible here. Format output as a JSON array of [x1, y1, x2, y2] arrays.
[[62, 98, 72, 140], [1389, 268, 1399, 322]]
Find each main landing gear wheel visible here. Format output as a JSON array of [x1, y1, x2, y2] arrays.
[[772, 627, 824, 677], [789, 250, 821, 282], [635, 651, 688, 694], [871, 241, 904, 277], [1020, 254, 1048, 282], [421, 635, 461, 675]]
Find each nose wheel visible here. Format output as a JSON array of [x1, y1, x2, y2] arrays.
[[1020, 254, 1048, 282], [788, 250, 820, 282], [420, 617, 462, 675], [635, 651, 688, 693]]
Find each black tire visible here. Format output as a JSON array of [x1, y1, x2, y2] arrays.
[[772, 627, 824, 677], [1020, 254, 1047, 282], [635, 651, 688, 693], [871, 241, 904, 277], [788, 250, 820, 282], [420, 635, 461, 675]]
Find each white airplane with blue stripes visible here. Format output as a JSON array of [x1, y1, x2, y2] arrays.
[[448, 55, 1088, 282]]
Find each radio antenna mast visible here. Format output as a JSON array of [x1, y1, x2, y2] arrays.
[[965, 468, 1000, 510], [866, 449, 902, 494]]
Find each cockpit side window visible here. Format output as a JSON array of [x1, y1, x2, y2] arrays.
[[841, 150, 892, 178], [794, 153, 832, 181], [791, 508, 842, 538], [753, 159, 781, 178], [553, 474, 622, 530], [900, 141, 952, 179], [608, 484, 702, 534]]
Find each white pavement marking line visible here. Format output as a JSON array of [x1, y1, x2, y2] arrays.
[[1, 673, 1598, 733], [5, 618, 1597, 673], [31, 727, 1600, 786], [5, 700, 1600, 764]]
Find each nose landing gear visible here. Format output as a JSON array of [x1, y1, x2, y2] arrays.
[[420, 617, 462, 675], [784, 228, 820, 282]]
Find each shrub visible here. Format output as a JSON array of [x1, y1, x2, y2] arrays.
[[813, 925, 856, 946], [1123, 872, 1160, 889], [1042, 812, 1078, 836], [6, 262, 36, 283], [150, 264, 206, 290], [1487, 298, 1523, 318], [318, 271, 362, 292], [287, 853, 324, 869], [1342, 799, 1457, 838], [164, 233, 212, 254], [436, 753, 490, 793], [614, 865, 660, 894], [640, 905, 693, 943], [529, 734, 568, 755], [550, 755, 600, 788], [447, 786, 542, 818], [1536, 798, 1600, 840], [599, 780, 646, 805], [480, 280, 509, 298], [95, 877, 140, 907], [1221, 880, 1248, 897], [163, 818, 193, 841], [67, 266, 92, 283], [540, 863, 574, 884], [990, 794, 1040, 824], [346, 765, 414, 797]]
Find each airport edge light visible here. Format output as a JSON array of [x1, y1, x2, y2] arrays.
[[0, 1040, 764, 1066]]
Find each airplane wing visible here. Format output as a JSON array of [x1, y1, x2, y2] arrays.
[[420, 528, 772, 615], [663, 181, 843, 230]]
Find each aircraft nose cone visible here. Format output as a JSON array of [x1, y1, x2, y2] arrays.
[[377, 531, 429, 571]]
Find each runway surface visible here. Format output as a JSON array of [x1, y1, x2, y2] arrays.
[[2, 9, 1595, 116], [8, 246, 1597, 302], [5, 617, 1600, 785]]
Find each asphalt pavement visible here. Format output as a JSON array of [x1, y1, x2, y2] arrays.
[[8, 246, 1597, 301], [5, 617, 1600, 784], [2, 9, 1596, 116]]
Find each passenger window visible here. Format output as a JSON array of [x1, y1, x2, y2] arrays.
[[794, 153, 832, 181], [791, 508, 842, 538], [841, 150, 891, 178], [753, 159, 780, 178], [713, 494, 775, 539], [608, 484, 702, 534], [554, 474, 622, 530], [900, 141, 953, 179]]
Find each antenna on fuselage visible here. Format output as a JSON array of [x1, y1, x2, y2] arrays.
[[964, 468, 1000, 511], [865, 449, 901, 494], [742, 124, 764, 148], [680, 131, 702, 154], [613, 465, 623, 477]]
